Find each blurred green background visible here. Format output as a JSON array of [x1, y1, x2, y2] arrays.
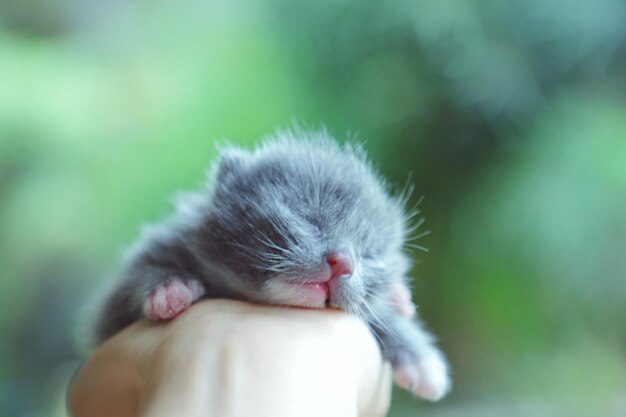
[[1, 0, 625, 416]]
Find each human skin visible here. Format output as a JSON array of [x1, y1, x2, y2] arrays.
[[68, 299, 392, 417]]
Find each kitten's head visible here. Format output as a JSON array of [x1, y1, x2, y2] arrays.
[[196, 131, 415, 312]]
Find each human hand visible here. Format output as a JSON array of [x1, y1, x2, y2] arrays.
[[68, 299, 392, 417]]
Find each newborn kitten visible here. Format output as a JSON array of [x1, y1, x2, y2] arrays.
[[93, 131, 450, 400]]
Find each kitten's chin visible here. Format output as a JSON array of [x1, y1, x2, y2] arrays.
[[260, 280, 329, 308]]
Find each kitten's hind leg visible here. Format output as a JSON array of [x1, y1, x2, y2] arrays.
[[142, 277, 205, 321]]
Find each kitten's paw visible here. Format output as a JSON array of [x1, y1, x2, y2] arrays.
[[142, 278, 205, 321], [393, 350, 451, 401], [388, 281, 416, 318]]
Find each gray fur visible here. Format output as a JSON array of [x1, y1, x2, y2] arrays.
[[93, 130, 448, 396]]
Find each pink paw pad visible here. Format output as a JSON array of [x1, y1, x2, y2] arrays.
[[143, 278, 205, 321]]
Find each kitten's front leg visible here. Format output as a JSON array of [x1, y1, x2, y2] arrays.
[[142, 275, 206, 321], [368, 290, 451, 401], [93, 265, 206, 344]]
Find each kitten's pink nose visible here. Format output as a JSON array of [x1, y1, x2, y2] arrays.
[[325, 251, 354, 280]]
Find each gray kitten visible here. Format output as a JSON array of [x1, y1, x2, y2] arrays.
[[93, 130, 450, 400]]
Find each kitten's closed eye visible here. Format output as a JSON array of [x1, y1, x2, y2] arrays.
[[311, 224, 323, 237], [362, 248, 382, 260]]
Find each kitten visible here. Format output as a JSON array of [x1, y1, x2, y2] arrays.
[[93, 130, 450, 400]]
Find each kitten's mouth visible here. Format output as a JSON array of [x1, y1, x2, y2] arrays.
[[276, 276, 331, 308], [298, 281, 330, 304], [269, 252, 353, 308]]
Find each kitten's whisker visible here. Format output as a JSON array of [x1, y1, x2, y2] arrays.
[[350, 302, 385, 346], [404, 217, 426, 235], [404, 243, 429, 252], [395, 177, 415, 207], [408, 229, 431, 240], [363, 290, 397, 307], [360, 301, 398, 341]]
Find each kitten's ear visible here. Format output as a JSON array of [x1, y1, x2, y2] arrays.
[[213, 148, 251, 182]]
